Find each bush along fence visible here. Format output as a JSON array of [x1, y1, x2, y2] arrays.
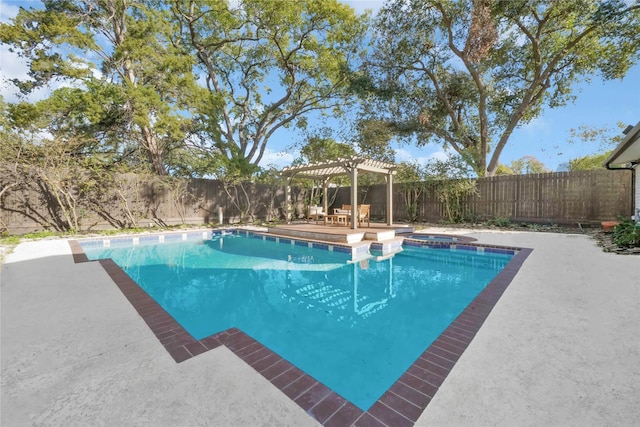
[[332, 169, 633, 226], [0, 167, 307, 234]]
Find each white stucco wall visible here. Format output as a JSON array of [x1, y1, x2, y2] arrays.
[[634, 166, 640, 220]]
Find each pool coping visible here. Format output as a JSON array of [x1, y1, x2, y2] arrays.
[[69, 230, 532, 427], [403, 233, 478, 244]]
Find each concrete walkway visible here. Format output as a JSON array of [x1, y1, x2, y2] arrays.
[[416, 229, 640, 426], [1, 231, 639, 426]]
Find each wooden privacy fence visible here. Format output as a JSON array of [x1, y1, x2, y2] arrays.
[[468, 170, 632, 224], [0, 172, 307, 234], [333, 170, 633, 225], [1, 169, 632, 233]]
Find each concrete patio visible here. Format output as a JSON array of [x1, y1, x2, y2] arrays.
[[1, 229, 639, 426]]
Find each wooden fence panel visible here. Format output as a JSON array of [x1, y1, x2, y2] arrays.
[[331, 169, 632, 225], [1, 173, 303, 234]]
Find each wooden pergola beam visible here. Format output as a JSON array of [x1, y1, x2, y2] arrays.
[[280, 156, 397, 229]]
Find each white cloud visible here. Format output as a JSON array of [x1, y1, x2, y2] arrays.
[[519, 116, 549, 133], [0, 2, 47, 103], [427, 150, 451, 162], [0, 46, 76, 103], [0, 1, 20, 21], [258, 147, 299, 170], [395, 147, 451, 166], [0, 45, 31, 102], [0, 45, 97, 103], [1, 1, 95, 103]]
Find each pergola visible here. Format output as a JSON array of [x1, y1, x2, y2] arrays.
[[280, 156, 398, 229]]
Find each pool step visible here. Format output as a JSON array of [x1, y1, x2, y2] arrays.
[[364, 229, 396, 241], [267, 226, 366, 243], [267, 224, 412, 244]]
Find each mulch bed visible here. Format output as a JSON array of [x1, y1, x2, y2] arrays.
[[588, 229, 640, 255]]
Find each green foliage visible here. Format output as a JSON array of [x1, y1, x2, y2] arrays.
[[612, 218, 640, 248], [569, 151, 612, 171], [360, 0, 640, 176], [495, 163, 515, 175], [485, 215, 512, 227], [435, 178, 478, 223], [0, 0, 201, 176], [92, 228, 144, 236], [396, 161, 429, 222], [20, 230, 69, 239], [0, 235, 21, 245], [255, 166, 289, 222], [173, 0, 369, 176], [568, 123, 625, 152], [495, 156, 551, 175], [253, 167, 282, 186], [295, 136, 357, 165], [396, 155, 477, 223], [509, 156, 550, 175], [354, 119, 396, 162], [218, 156, 262, 184], [292, 133, 357, 206], [426, 156, 477, 223], [566, 123, 626, 170]]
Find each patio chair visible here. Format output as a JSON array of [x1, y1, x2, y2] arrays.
[[357, 204, 370, 227], [307, 206, 325, 224], [334, 204, 351, 215]]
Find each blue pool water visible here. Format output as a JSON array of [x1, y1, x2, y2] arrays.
[[83, 234, 512, 410]]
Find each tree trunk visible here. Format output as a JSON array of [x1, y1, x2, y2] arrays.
[[141, 125, 166, 175]]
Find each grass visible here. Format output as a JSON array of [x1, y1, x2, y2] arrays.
[[0, 235, 21, 245], [0, 236, 19, 262]]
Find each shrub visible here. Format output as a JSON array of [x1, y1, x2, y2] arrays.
[[485, 215, 511, 227], [612, 218, 640, 248]]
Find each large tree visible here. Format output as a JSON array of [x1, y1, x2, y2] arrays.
[[361, 0, 640, 176], [0, 0, 199, 175], [172, 0, 368, 176]]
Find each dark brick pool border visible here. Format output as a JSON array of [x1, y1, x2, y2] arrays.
[[69, 238, 532, 427]]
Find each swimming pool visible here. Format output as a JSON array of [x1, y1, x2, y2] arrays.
[[81, 231, 514, 411]]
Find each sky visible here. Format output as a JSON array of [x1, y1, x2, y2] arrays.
[[1, 0, 639, 172]]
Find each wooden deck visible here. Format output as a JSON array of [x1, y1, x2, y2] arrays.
[[267, 222, 414, 244]]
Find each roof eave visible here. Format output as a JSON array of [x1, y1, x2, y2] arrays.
[[604, 121, 640, 168]]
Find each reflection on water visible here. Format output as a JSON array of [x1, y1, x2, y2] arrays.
[[83, 235, 512, 410]]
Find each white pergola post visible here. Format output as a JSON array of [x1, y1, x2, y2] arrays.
[[285, 178, 292, 224], [350, 165, 358, 229], [322, 178, 329, 218], [386, 173, 394, 225]]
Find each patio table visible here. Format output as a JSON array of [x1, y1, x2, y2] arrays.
[[325, 214, 349, 226]]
